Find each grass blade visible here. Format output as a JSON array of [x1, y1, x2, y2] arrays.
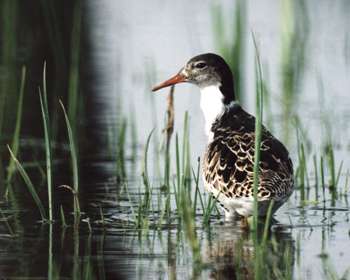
[[39, 62, 53, 221], [142, 129, 155, 193], [262, 200, 274, 246], [60, 205, 67, 227], [7, 145, 47, 220], [67, 0, 82, 127], [6, 66, 26, 184], [59, 100, 80, 214], [252, 33, 264, 233]]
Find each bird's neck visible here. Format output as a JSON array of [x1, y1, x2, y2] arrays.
[[200, 84, 236, 142]]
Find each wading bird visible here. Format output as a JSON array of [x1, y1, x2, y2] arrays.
[[152, 53, 293, 226]]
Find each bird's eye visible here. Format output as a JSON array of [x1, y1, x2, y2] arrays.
[[195, 62, 207, 69]]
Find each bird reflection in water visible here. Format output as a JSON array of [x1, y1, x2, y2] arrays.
[[203, 220, 295, 280]]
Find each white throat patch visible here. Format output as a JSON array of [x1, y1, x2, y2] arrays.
[[199, 85, 225, 142]]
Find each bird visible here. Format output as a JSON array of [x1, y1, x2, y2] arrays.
[[152, 53, 294, 225]]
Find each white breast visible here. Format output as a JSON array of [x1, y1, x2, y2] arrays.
[[199, 85, 225, 142]]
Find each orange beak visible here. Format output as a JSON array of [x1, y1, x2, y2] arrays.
[[152, 71, 187, 92]]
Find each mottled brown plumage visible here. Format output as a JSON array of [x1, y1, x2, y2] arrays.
[[203, 102, 293, 218], [152, 53, 294, 220]]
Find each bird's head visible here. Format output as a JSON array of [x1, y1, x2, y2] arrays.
[[152, 53, 235, 103]]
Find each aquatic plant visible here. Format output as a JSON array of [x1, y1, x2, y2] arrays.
[[280, 0, 309, 142], [39, 64, 53, 222], [252, 33, 264, 233], [5, 67, 26, 186], [60, 100, 81, 216], [7, 145, 47, 220], [211, 0, 246, 103]]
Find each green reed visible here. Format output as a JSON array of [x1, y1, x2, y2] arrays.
[[48, 223, 54, 279], [7, 145, 47, 220], [320, 155, 326, 201], [344, 170, 350, 196], [325, 144, 343, 204], [176, 114, 201, 263], [60, 205, 67, 227], [326, 144, 336, 190], [0, 0, 17, 136], [203, 192, 220, 226], [67, 0, 82, 128], [250, 34, 291, 280], [313, 154, 319, 201], [174, 112, 210, 221], [136, 129, 154, 229], [262, 200, 275, 246], [60, 100, 80, 216], [145, 61, 161, 178], [316, 74, 346, 204], [179, 188, 201, 265], [211, 0, 246, 103], [253, 232, 295, 280], [192, 158, 205, 216], [280, 0, 309, 142], [0, 1, 18, 193], [116, 118, 127, 180], [3, 66, 26, 220], [106, 104, 128, 181], [39, 0, 66, 77], [47, 226, 98, 279], [39, 63, 53, 222], [6, 66, 26, 186], [297, 142, 307, 203], [174, 134, 180, 207], [260, 66, 274, 131], [183, 113, 192, 195], [141, 129, 154, 200], [174, 113, 191, 213], [293, 115, 314, 204], [252, 34, 264, 233], [129, 105, 138, 165], [133, 110, 203, 261]]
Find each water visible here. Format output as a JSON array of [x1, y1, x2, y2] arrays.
[[1, 0, 350, 279], [86, 0, 350, 278]]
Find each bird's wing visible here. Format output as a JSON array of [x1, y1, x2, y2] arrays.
[[203, 108, 293, 201]]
